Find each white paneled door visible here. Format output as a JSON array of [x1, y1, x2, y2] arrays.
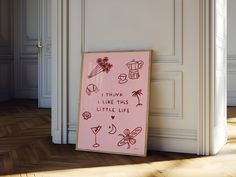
[[38, 0, 52, 108], [14, 0, 51, 108], [210, 0, 227, 154]]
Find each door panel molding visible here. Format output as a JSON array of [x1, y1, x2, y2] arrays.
[[14, 0, 38, 99], [150, 71, 183, 119]]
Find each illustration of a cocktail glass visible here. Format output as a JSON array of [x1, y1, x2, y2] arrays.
[[91, 125, 102, 148]]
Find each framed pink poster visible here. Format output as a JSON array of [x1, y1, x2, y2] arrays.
[[76, 51, 151, 156]]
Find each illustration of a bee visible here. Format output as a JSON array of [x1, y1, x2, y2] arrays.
[[117, 127, 142, 149]]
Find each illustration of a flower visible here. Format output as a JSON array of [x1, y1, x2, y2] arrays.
[[88, 57, 113, 78]]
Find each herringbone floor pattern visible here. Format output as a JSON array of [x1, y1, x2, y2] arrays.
[[0, 100, 236, 177], [0, 100, 51, 174], [0, 100, 198, 176]]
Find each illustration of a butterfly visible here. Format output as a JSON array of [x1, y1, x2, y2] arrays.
[[117, 127, 142, 149]]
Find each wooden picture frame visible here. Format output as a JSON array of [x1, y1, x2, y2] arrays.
[[76, 50, 151, 156]]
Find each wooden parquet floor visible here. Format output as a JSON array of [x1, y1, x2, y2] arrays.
[[0, 100, 236, 177]]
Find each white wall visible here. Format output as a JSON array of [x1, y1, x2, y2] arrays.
[[0, 0, 14, 102], [227, 0, 236, 105], [66, 0, 200, 154]]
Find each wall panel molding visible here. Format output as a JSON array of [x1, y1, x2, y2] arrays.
[[0, 0, 12, 55], [227, 56, 236, 106], [0, 0, 11, 42], [157, 0, 183, 64], [0, 59, 13, 101], [227, 55, 236, 60], [227, 55, 236, 71], [227, 70, 236, 106], [0, 0, 13, 102], [150, 71, 183, 119], [82, 0, 183, 64]]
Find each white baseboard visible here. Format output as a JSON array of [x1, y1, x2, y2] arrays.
[[227, 97, 236, 106], [38, 97, 51, 108], [148, 136, 197, 154], [68, 130, 77, 144], [15, 89, 37, 99], [0, 88, 12, 102], [0, 94, 12, 102]]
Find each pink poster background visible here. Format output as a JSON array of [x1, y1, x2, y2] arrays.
[[76, 51, 151, 156]]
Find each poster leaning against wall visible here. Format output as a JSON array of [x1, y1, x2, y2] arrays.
[[76, 51, 151, 156]]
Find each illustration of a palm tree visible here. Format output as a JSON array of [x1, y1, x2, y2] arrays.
[[132, 89, 143, 107]]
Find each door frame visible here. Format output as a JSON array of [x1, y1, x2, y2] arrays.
[[12, 0, 66, 143], [51, 0, 68, 144], [38, 0, 52, 108], [198, 0, 227, 155], [198, 0, 210, 155]]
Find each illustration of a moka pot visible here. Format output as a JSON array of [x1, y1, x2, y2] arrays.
[[126, 59, 144, 80]]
